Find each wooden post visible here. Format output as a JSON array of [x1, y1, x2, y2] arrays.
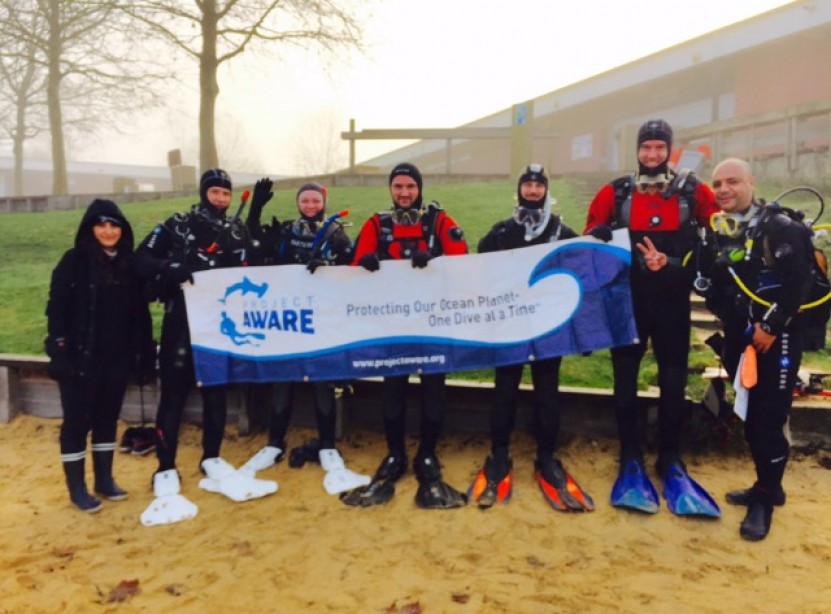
[[787, 116, 797, 175], [0, 366, 20, 423], [511, 101, 534, 180], [349, 119, 356, 173]]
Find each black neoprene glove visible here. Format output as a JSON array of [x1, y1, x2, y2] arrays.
[[47, 355, 71, 381], [411, 250, 432, 269], [45, 337, 70, 381], [164, 262, 194, 285], [247, 178, 274, 228], [588, 224, 613, 242], [358, 254, 380, 272], [307, 259, 327, 274]]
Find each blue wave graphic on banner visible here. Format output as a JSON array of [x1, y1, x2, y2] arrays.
[[190, 242, 637, 385]]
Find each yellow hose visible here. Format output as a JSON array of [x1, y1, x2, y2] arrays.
[[727, 267, 831, 310]]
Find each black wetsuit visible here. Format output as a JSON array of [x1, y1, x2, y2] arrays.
[[584, 175, 718, 474], [478, 214, 577, 459], [134, 202, 257, 470], [707, 203, 811, 504], [264, 215, 353, 450]]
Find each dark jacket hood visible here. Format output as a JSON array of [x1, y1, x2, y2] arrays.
[[75, 199, 134, 254]]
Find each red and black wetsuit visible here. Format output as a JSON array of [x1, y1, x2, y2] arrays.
[[584, 176, 718, 474], [351, 206, 467, 463]]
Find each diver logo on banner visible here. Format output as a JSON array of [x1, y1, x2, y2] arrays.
[[184, 230, 636, 385]]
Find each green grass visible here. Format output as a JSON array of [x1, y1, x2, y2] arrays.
[[2, 178, 828, 398]]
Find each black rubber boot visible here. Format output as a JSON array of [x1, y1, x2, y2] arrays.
[[740, 500, 774, 541], [92, 449, 128, 501], [374, 453, 408, 482], [289, 439, 321, 468], [726, 487, 786, 507], [63, 459, 102, 513]]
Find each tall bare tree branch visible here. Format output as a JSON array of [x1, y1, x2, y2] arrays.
[[125, 0, 367, 172], [0, 0, 170, 195]]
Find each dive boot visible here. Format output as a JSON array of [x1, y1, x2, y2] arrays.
[[726, 486, 786, 507], [414, 455, 467, 509], [289, 439, 322, 468], [340, 453, 407, 507], [468, 451, 512, 508], [740, 500, 774, 541]]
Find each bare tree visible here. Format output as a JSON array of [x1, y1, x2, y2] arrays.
[[125, 0, 366, 173], [0, 13, 47, 197], [290, 108, 348, 176], [0, 1, 167, 195]]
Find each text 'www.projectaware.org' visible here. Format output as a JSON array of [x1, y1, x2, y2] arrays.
[[352, 355, 447, 369]]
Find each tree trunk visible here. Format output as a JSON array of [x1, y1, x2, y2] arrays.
[[46, 0, 67, 195], [199, 1, 220, 172], [13, 104, 25, 197]]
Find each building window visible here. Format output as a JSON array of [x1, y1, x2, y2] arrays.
[[571, 134, 593, 160]]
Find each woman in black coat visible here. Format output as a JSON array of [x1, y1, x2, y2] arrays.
[[45, 199, 155, 513]]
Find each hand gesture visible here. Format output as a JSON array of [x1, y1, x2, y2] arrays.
[[636, 237, 668, 272], [248, 178, 274, 227], [165, 262, 194, 285]]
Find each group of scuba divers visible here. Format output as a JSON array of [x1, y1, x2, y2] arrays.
[[45, 118, 829, 542]]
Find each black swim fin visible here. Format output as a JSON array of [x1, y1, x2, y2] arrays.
[[340, 453, 407, 508], [414, 455, 467, 509], [415, 479, 467, 509], [340, 478, 397, 507]]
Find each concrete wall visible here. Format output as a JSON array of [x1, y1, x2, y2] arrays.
[[3, 356, 829, 448]]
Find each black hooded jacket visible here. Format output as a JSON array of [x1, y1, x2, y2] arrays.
[[45, 199, 155, 380]]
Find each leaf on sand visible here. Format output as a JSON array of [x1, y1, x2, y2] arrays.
[[51, 546, 75, 559], [107, 579, 140, 603], [383, 601, 423, 614]]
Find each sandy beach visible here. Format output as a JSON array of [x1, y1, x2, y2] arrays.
[[1, 414, 830, 613]]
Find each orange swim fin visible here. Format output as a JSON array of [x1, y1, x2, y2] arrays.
[[468, 457, 512, 508], [535, 457, 595, 512]]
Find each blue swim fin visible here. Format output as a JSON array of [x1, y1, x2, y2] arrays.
[[610, 459, 660, 514], [662, 463, 721, 518]]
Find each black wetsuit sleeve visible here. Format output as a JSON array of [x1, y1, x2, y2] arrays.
[[134, 220, 178, 279], [478, 221, 509, 254], [45, 251, 76, 346], [558, 220, 578, 240], [329, 226, 355, 266], [763, 216, 813, 329]]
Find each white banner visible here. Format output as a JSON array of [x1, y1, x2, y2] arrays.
[[184, 230, 636, 385]]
